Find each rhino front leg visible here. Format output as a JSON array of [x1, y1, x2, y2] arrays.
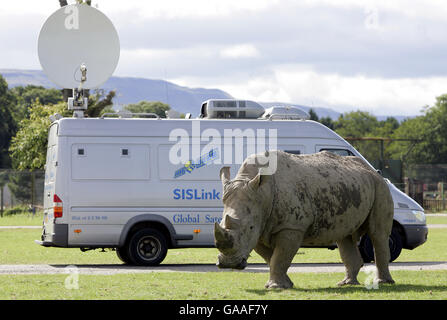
[[255, 243, 273, 265], [265, 229, 303, 289], [336, 235, 363, 286]]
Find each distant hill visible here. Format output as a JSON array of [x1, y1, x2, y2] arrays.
[[0, 69, 414, 121], [1, 69, 55, 88], [102, 76, 234, 115], [0, 69, 233, 116]]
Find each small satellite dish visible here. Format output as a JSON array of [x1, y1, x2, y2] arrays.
[[38, 4, 120, 89]]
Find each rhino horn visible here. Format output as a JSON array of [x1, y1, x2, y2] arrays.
[[214, 222, 234, 249], [220, 166, 231, 186], [224, 214, 241, 229]]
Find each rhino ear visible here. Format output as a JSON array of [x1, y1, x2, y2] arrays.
[[224, 214, 241, 229], [248, 171, 270, 190], [220, 166, 231, 185], [214, 222, 234, 249]]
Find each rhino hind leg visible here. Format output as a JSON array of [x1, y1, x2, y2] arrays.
[[336, 235, 364, 286], [265, 229, 303, 290], [370, 233, 395, 284], [367, 181, 395, 284]]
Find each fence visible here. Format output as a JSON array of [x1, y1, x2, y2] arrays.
[[0, 169, 45, 217], [404, 164, 447, 212], [423, 199, 447, 212]]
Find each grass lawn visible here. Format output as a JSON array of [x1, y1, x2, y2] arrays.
[[0, 212, 43, 226], [427, 216, 447, 225], [0, 212, 445, 300], [0, 228, 446, 265], [0, 270, 446, 300]]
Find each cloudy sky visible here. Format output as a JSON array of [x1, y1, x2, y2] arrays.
[[0, 0, 446, 116]]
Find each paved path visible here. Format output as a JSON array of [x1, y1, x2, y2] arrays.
[[0, 261, 446, 275]]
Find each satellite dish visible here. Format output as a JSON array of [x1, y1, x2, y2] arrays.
[[38, 4, 120, 89]]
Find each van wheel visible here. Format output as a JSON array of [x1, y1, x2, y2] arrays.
[[116, 247, 132, 264], [359, 227, 403, 263], [128, 228, 168, 266]]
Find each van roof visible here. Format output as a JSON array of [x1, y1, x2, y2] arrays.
[[56, 118, 342, 140]]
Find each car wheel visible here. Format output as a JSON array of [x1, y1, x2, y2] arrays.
[[359, 227, 403, 263], [116, 247, 132, 264], [388, 227, 403, 262], [128, 228, 168, 266]]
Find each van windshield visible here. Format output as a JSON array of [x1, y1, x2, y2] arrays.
[[320, 148, 354, 157]]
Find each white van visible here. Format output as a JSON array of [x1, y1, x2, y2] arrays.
[[36, 100, 428, 265]]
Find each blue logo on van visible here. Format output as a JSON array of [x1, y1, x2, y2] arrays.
[[173, 188, 221, 200], [174, 148, 219, 178], [172, 214, 222, 224]]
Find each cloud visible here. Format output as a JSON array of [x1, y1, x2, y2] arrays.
[[272, 67, 446, 116], [102, 0, 279, 19], [220, 44, 260, 59], [1, 0, 447, 116], [175, 65, 447, 116]]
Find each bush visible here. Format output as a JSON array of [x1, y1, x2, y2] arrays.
[[2, 205, 31, 216]]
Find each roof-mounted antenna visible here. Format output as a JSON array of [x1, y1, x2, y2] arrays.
[[38, 3, 120, 118], [68, 63, 89, 118]]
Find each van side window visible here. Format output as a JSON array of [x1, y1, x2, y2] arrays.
[[285, 150, 301, 155], [320, 149, 354, 157]]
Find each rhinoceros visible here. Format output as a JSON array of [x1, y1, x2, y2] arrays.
[[214, 150, 395, 289]]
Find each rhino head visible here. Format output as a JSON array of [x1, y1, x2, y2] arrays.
[[215, 166, 272, 270]]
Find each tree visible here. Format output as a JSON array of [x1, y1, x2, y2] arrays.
[[319, 116, 335, 130], [334, 111, 379, 138], [0, 170, 8, 216], [124, 101, 170, 118], [59, 1, 91, 6], [10, 85, 63, 122], [332, 111, 380, 161], [9, 102, 71, 170], [389, 94, 447, 164], [0, 75, 17, 168], [308, 108, 319, 121], [86, 90, 116, 117], [9, 90, 115, 170]]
